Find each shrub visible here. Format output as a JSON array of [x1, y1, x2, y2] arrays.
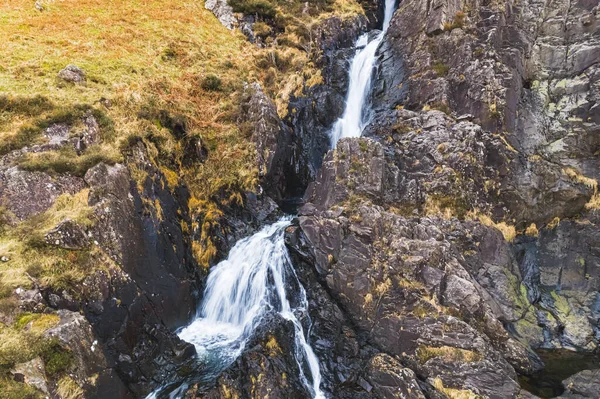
[[433, 62, 449, 77], [41, 339, 74, 376], [201, 75, 223, 92], [228, 0, 277, 19], [253, 22, 272, 38]]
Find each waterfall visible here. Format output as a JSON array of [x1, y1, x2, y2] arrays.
[[330, 0, 397, 147], [147, 218, 325, 399]]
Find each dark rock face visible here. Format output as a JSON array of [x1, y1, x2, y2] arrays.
[[81, 145, 203, 396], [264, 0, 600, 397], [244, 15, 368, 202]]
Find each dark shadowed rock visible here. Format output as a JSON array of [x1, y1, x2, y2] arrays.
[[45, 219, 90, 250]]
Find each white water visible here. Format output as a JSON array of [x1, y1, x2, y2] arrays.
[[330, 0, 397, 147], [147, 218, 325, 399]]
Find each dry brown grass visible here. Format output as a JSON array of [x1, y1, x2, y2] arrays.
[[0, 0, 363, 268], [417, 345, 482, 364], [564, 168, 598, 192], [432, 377, 482, 399], [468, 211, 516, 242]]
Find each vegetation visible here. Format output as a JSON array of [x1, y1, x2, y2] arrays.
[[432, 377, 482, 399], [0, 0, 364, 269], [417, 345, 482, 364], [0, 190, 97, 293], [469, 211, 517, 242], [433, 62, 450, 77], [443, 11, 466, 31]]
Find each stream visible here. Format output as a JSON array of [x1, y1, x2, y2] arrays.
[[146, 0, 397, 397]]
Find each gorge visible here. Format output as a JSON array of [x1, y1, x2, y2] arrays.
[[0, 0, 599, 398]]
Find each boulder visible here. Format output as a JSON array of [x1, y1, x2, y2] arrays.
[[0, 167, 86, 220], [10, 357, 49, 395], [559, 369, 600, 398], [204, 0, 236, 30], [58, 64, 86, 83], [45, 219, 90, 250]]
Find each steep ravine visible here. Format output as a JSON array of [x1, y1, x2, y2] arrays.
[[151, 0, 600, 398]]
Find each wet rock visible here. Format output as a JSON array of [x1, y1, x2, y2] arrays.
[[82, 148, 202, 395], [58, 64, 86, 83], [45, 219, 90, 250], [10, 357, 49, 395], [559, 369, 600, 398], [240, 82, 292, 200], [196, 314, 311, 398]]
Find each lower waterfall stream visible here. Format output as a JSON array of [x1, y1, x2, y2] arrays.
[[147, 219, 324, 399]]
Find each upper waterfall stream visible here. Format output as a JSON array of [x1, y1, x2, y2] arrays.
[[330, 0, 396, 147]]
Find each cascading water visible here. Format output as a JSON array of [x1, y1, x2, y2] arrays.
[[148, 3, 400, 398], [330, 0, 397, 147], [147, 218, 325, 399]]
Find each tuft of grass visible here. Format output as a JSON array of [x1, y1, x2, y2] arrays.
[[525, 223, 539, 237], [564, 168, 598, 192], [469, 211, 517, 242], [19, 145, 122, 177], [585, 194, 600, 210], [417, 345, 482, 364], [432, 377, 482, 399], [433, 62, 450, 77], [56, 376, 84, 399], [443, 11, 466, 31], [201, 75, 223, 92]]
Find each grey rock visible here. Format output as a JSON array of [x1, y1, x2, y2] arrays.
[[44, 123, 70, 146], [10, 357, 49, 395], [560, 369, 600, 398], [45, 310, 108, 387], [58, 64, 86, 83], [0, 167, 86, 220], [204, 0, 236, 30]]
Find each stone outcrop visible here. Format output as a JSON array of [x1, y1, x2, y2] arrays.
[[204, 0, 236, 30], [58, 64, 86, 83]]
